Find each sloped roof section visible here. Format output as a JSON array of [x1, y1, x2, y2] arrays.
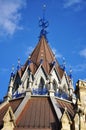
[[0, 98, 23, 128], [56, 98, 75, 119], [16, 97, 59, 130]]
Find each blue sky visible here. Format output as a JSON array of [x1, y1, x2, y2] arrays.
[[0, 0, 86, 99]]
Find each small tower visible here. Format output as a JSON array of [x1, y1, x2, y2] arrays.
[[17, 58, 21, 71], [75, 80, 86, 107], [69, 67, 74, 96], [4, 66, 14, 101], [75, 80, 86, 130]]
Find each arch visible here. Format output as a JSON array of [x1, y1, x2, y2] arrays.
[[53, 79, 58, 91], [39, 77, 45, 89], [63, 84, 67, 92]]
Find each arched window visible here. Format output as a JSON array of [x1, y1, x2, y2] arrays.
[[53, 80, 58, 91], [63, 84, 67, 92], [33, 77, 48, 95], [39, 77, 45, 89]]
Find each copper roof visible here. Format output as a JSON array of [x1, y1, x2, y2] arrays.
[[0, 98, 23, 128], [16, 36, 64, 79], [16, 97, 59, 130], [9, 98, 23, 112], [56, 98, 75, 118], [17, 36, 63, 79], [30, 36, 63, 76]]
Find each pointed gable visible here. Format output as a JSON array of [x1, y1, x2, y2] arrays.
[[2, 106, 16, 130], [61, 108, 72, 130]]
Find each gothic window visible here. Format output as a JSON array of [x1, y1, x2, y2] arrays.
[[53, 79, 58, 91], [33, 77, 48, 95], [39, 77, 45, 89], [63, 84, 67, 92]]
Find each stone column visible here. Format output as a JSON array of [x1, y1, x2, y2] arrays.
[[26, 72, 32, 96], [49, 73, 55, 96], [4, 77, 14, 101]]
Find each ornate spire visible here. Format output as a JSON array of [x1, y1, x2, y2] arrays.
[[62, 57, 66, 71], [39, 4, 49, 39], [11, 65, 15, 77], [17, 58, 21, 70], [69, 67, 72, 79]]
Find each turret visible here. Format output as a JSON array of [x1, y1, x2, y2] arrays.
[[4, 66, 14, 101], [68, 67, 74, 97]]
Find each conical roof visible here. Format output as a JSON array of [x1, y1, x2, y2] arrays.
[[18, 36, 64, 78], [31, 36, 55, 72], [26, 36, 63, 77]]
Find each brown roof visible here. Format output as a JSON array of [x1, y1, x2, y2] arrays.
[[9, 98, 24, 112], [14, 128, 51, 130], [0, 103, 9, 127], [16, 36, 64, 79], [56, 98, 75, 118], [14, 36, 64, 79], [0, 98, 23, 128], [18, 36, 63, 78], [16, 97, 59, 130], [30, 36, 63, 76]]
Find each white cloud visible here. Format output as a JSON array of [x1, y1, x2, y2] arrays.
[[79, 48, 86, 58], [64, 0, 81, 7], [63, 0, 85, 9], [0, 0, 26, 35], [52, 48, 62, 58]]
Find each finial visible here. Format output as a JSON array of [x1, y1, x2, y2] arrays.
[[52, 61, 56, 66], [17, 58, 21, 70], [28, 59, 32, 66], [69, 66, 72, 79], [62, 57, 66, 71], [39, 4, 49, 39], [11, 65, 14, 77], [18, 58, 20, 65], [43, 4, 46, 20]]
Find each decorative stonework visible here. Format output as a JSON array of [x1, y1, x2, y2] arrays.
[[76, 80, 86, 130], [74, 113, 79, 130], [61, 108, 72, 130], [2, 106, 16, 130], [78, 80, 86, 89]]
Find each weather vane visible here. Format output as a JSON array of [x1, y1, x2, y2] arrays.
[[39, 4, 49, 39]]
